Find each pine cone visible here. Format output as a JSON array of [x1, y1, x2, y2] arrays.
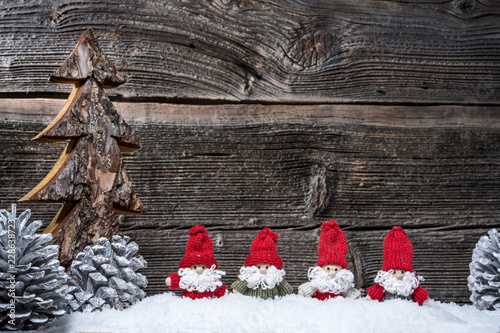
[[0, 204, 71, 330], [468, 229, 500, 310], [68, 235, 147, 312]]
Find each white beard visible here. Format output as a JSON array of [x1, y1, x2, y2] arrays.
[[178, 265, 225, 293], [374, 270, 422, 297], [238, 265, 286, 290], [308, 266, 355, 294]]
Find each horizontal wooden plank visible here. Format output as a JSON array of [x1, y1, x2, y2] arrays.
[[3, 98, 500, 128], [1, 100, 499, 230], [1, 0, 499, 103], [123, 227, 491, 304]]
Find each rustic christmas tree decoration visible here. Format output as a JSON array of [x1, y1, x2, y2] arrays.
[[468, 229, 500, 310], [0, 204, 71, 331], [49, 27, 126, 88], [33, 78, 140, 150], [20, 27, 145, 267], [67, 235, 148, 312]]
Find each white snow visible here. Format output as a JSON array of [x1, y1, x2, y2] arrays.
[[41, 293, 500, 333]]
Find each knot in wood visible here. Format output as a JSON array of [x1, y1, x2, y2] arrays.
[[214, 234, 223, 248], [50, 10, 62, 25], [453, 0, 475, 14], [288, 31, 337, 69], [217, 0, 246, 8]]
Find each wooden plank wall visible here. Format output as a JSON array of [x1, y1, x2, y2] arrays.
[[1, 0, 500, 304]]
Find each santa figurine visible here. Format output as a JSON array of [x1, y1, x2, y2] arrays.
[[165, 225, 228, 299], [366, 226, 429, 305], [231, 228, 293, 299], [298, 220, 360, 300]]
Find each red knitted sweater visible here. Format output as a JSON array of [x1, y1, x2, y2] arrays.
[[169, 273, 226, 300], [366, 284, 429, 306], [313, 291, 342, 301]]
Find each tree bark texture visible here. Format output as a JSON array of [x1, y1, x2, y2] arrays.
[[19, 29, 145, 266]]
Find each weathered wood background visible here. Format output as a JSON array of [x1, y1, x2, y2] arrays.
[[1, 0, 500, 304]]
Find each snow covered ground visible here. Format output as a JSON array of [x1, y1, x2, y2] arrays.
[[41, 292, 500, 333]]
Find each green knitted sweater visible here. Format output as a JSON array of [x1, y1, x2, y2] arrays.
[[231, 279, 293, 299]]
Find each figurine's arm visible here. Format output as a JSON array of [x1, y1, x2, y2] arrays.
[[166, 273, 180, 290], [342, 287, 361, 299], [277, 280, 293, 296], [231, 280, 249, 294], [366, 284, 385, 302], [214, 283, 227, 298], [411, 286, 430, 306], [298, 282, 316, 297]]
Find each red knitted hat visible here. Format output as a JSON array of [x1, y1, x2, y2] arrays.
[[382, 226, 413, 272], [244, 228, 283, 269], [316, 220, 348, 269], [179, 225, 218, 269]]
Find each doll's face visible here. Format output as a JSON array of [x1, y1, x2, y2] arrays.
[[190, 264, 207, 275], [391, 269, 406, 280], [255, 263, 271, 275], [322, 264, 343, 278]]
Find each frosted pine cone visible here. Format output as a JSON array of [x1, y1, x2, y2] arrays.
[[0, 204, 70, 330], [68, 235, 148, 312], [468, 229, 500, 310]]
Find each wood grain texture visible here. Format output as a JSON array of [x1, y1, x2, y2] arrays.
[[1, 100, 499, 232], [124, 227, 490, 304], [1, 0, 499, 103]]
